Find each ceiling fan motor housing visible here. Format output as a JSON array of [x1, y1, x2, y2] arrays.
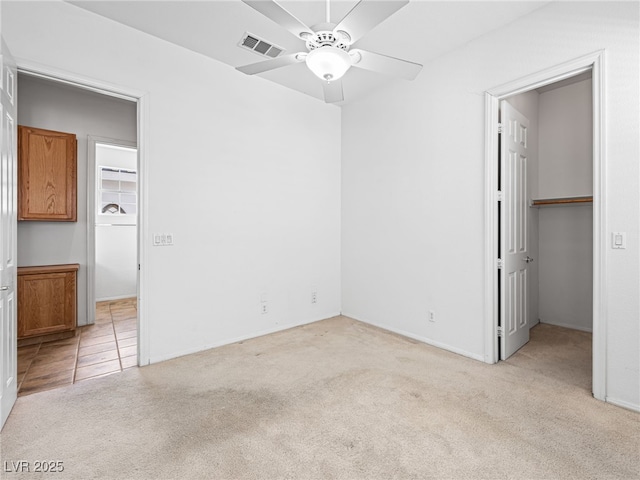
[[306, 30, 351, 52]]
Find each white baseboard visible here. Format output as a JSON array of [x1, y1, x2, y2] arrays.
[[539, 320, 592, 333], [148, 312, 339, 365], [96, 294, 137, 302], [342, 312, 485, 362], [606, 396, 640, 413]]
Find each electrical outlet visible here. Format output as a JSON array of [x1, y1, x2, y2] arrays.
[[311, 291, 317, 304], [428, 311, 436, 322], [259, 291, 268, 315]]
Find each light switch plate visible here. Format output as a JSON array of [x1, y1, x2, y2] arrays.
[[612, 232, 626, 249], [153, 233, 174, 246]]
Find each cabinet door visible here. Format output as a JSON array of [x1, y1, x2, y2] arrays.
[[18, 126, 77, 221], [17, 269, 77, 338]]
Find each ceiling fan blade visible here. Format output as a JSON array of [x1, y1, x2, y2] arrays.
[[242, 0, 313, 40], [334, 0, 409, 44], [350, 49, 422, 80], [323, 80, 344, 103], [236, 53, 303, 75]]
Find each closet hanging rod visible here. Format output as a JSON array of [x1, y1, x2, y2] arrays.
[[530, 195, 593, 207]]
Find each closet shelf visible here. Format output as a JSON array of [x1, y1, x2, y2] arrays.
[[530, 196, 593, 207]]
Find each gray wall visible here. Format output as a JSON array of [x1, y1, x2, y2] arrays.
[[17, 74, 137, 326], [537, 79, 593, 332]]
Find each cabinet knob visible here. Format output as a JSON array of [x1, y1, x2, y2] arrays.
[[0, 286, 9, 291]]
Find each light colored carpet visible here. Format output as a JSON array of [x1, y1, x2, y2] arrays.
[[1, 317, 638, 479]]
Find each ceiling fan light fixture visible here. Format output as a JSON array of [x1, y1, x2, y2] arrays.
[[305, 46, 352, 82]]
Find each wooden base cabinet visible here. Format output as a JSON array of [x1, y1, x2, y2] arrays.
[[17, 264, 79, 340]]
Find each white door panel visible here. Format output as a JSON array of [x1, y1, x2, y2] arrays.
[[500, 101, 530, 360], [0, 37, 18, 430]]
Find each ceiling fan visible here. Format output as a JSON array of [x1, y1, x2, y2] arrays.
[[236, 0, 422, 103]]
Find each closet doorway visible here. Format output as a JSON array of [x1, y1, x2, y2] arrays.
[[500, 70, 593, 359], [484, 52, 606, 401]]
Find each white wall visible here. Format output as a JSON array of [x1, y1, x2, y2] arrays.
[[342, 2, 639, 408], [4, 1, 341, 363], [537, 79, 593, 332], [95, 226, 137, 301], [95, 144, 137, 301], [506, 91, 540, 328], [538, 80, 593, 199], [17, 74, 137, 326], [538, 206, 593, 331]]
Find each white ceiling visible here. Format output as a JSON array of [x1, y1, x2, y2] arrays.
[[69, 0, 551, 105]]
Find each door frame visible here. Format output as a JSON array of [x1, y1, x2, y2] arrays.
[[483, 50, 606, 401], [87, 136, 138, 324], [15, 59, 151, 366]]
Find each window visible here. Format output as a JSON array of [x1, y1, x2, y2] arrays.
[[99, 166, 137, 215]]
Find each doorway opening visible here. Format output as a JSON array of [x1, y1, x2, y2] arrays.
[[13, 69, 147, 396], [89, 140, 138, 311], [90, 141, 139, 374], [484, 51, 606, 401]]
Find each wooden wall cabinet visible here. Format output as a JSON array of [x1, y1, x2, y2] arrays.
[[17, 264, 79, 340], [18, 125, 77, 221]]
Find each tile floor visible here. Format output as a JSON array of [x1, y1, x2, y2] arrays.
[[17, 298, 138, 396]]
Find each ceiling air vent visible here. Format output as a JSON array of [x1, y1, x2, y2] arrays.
[[238, 32, 284, 59]]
